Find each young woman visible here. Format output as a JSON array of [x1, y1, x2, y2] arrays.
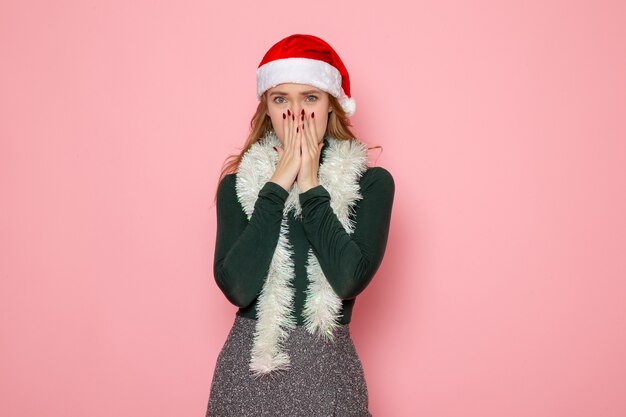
[[206, 34, 395, 417]]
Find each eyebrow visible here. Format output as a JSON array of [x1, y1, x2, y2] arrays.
[[269, 90, 321, 97]]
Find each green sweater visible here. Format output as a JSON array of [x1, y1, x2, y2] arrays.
[[213, 138, 395, 325]]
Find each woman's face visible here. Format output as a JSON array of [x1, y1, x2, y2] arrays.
[[265, 83, 332, 145]]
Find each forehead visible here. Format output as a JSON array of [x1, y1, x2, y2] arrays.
[[268, 83, 324, 94]]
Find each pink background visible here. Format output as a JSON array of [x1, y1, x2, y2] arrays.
[[2, 0, 625, 416]]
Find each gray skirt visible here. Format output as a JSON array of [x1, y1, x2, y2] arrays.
[[206, 314, 372, 417]]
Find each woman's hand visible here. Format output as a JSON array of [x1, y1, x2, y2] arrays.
[[296, 109, 324, 193], [270, 109, 302, 192]]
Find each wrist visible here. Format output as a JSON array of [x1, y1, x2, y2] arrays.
[[299, 180, 319, 193], [269, 178, 291, 192]]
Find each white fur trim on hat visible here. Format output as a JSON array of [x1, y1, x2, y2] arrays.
[[340, 95, 356, 117], [257, 57, 342, 99]]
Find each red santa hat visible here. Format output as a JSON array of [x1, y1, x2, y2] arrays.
[[256, 34, 357, 117]]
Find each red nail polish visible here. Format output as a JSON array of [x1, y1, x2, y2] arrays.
[[287, 109, 291, 116], [296, 126, 299, 133], [292, 114, 294, 121], [282, 113, 286, 119], [301, 113, 304, 121], [312, 112, 315, 118], [301, 109, 304, 115]]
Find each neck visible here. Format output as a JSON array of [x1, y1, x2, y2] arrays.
[[319, 136, 329, 167]]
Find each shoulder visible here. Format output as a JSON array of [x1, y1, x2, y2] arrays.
[[359, 166, 395, 194], [219, 172, 237, 187], [217, 173, 238, 202], [216, 173, 249, 220]]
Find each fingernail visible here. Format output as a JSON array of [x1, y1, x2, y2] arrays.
[[282, 113, 285, 119], [301, 109, 304, 115], [292, 114, 294, 121], [273, 146, 277, 151], [301, 113, 304, 121], [287, 109, 291, 116], [312, 112, 315, 118], [296, 127, 299, 133]]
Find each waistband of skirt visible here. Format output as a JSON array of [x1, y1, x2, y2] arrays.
[[234, 313, 351, 332]]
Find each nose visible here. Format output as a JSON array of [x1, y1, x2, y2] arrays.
[[292, 107, 304, 118]]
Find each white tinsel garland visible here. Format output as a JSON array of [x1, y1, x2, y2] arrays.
[[235, 129, 368, 377]]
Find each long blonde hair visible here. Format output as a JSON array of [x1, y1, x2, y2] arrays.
[[212, 92, 381, 204]]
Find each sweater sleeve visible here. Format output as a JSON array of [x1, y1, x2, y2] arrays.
[[298, 167, 395, 300], [213, 174, 289, 308]]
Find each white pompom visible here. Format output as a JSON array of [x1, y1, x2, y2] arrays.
[[340, 96, 356, 117]]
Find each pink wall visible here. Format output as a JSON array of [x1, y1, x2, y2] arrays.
[[2, 0, 625, 416]]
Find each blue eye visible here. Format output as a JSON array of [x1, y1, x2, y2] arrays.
[[273, 95, 318, 104]]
